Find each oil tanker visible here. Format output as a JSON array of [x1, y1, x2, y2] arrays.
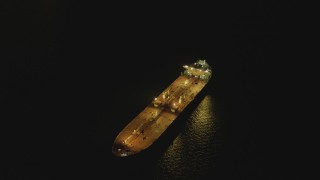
[[112, 60, 212, 157]]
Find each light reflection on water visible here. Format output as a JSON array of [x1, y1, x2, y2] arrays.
[[155, 95, 221, 179]]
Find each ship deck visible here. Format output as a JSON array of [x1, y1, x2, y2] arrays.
[[112, 75, 208, 156]]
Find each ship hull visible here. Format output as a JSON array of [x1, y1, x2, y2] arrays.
[[112, 74, 209, 157]]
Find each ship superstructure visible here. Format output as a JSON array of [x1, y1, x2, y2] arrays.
[[112, 60, 212, 157]]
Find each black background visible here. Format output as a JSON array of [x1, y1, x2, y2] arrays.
[[2, 1, 296, 179]]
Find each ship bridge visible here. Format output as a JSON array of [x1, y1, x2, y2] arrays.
[[183, 60, 212, 80]]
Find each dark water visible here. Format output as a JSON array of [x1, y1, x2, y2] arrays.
[[2, 1, 289, 179]]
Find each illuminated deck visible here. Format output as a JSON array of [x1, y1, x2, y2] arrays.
[[112, 60, 211, 157]]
